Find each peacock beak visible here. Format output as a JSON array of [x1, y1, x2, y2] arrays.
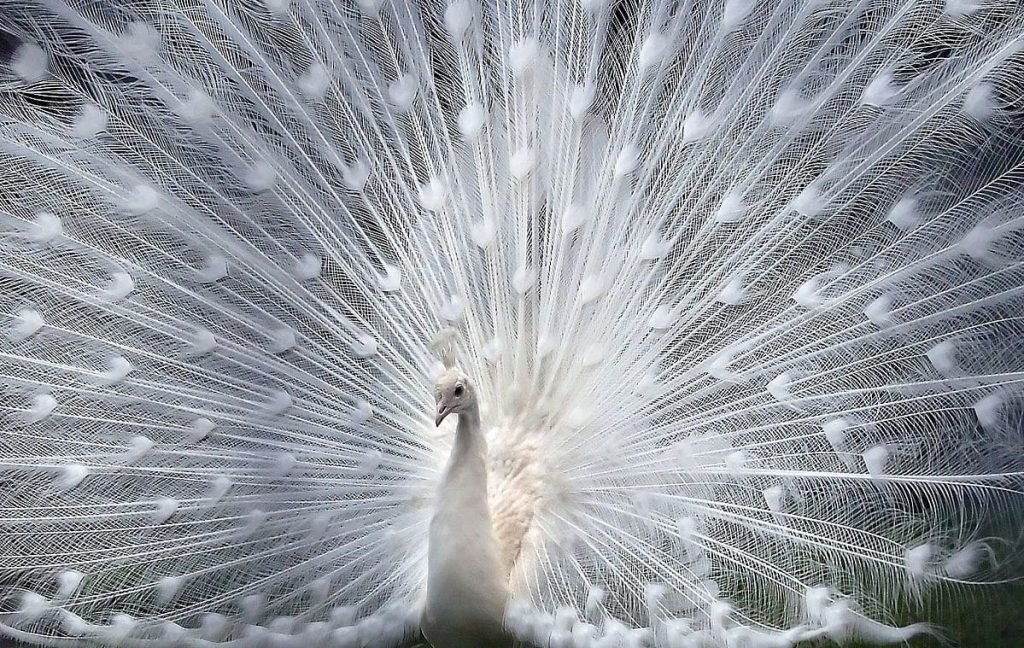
[[435, 403, 452, 427]]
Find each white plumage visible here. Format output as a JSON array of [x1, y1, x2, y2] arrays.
[[1, 1, 1023, 647]]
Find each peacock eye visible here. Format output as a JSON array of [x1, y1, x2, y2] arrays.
[[453, 385, 464, 397]]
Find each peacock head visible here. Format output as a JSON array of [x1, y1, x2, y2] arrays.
[[433, 369, 475, 427]]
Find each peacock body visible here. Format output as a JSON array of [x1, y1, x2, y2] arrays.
[[1, 0, 1023, 647]]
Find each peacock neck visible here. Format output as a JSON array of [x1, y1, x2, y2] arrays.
[[437, 403, 491, 518], [449, 405, 484, 469], [423, 400, 510, 646]]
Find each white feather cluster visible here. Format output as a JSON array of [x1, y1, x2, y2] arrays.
[[0, 1, 1022, 647]]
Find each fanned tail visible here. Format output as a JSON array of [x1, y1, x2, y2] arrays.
[[0, 1, 1023, 647]]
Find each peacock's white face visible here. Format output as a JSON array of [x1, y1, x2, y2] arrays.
[[433, 369, 474, 426]]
